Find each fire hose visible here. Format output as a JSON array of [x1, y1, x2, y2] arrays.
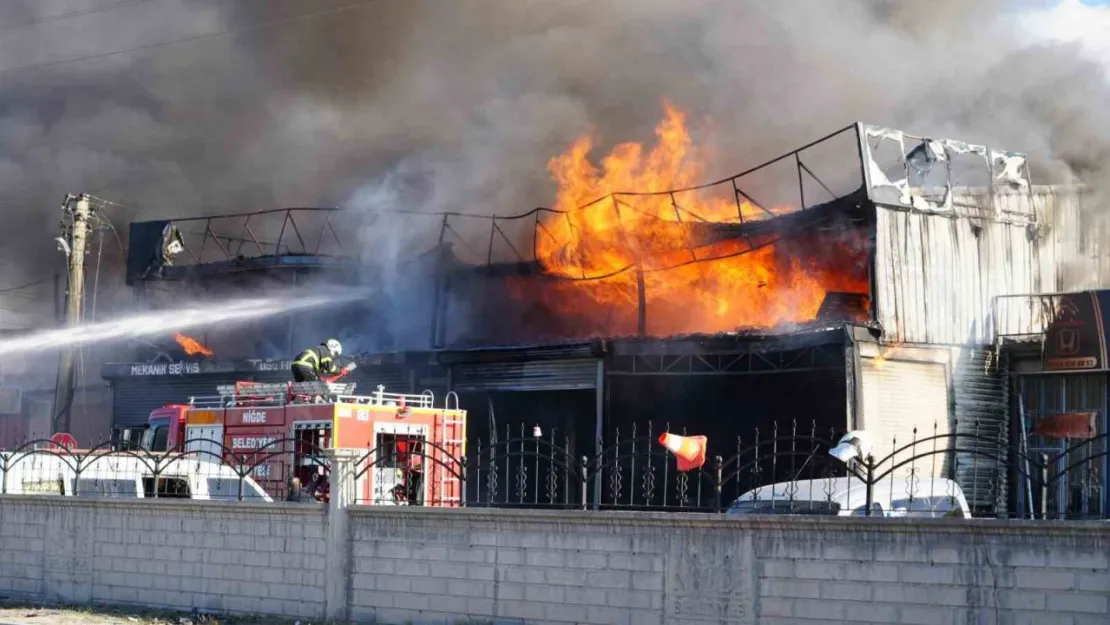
[[321, 361, 358, 383]]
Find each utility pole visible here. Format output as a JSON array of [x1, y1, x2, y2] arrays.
[[53, 194, 90, 435]]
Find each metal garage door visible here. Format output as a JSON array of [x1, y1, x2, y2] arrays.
[[111, 376, 228, 429], [860, 357, 950, 477], [451, 359, 599, 392]]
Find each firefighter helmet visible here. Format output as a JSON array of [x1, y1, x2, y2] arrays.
[[325, 339, 342, 357]]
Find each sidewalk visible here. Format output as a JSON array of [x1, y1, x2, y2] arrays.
[[0, 602, 317, 625]]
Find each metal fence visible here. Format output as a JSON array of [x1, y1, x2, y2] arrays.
[[439, 423, 1105, 519], [0, 437, 329, 503], [2, 424, 1105, 519], [353, 419, 1106, 519]]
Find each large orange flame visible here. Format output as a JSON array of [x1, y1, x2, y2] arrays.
[[175, 333, 214, 357], [523, 102, 869, 337]]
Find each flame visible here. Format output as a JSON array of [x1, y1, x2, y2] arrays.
[[871, 347, 895, 370], [175, 333, 213, 357], [521, 101, 870, 337]]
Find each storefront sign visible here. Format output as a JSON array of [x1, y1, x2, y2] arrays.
[[1044, 291, 1110, 371], [128, 362, 201, 376], [1031, 412, 1096, 439], [245, 359, 292, 372]]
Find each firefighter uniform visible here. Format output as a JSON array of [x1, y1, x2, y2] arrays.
[[291, 340, 341, 382]]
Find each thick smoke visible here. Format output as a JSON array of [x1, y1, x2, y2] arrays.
[[1, 0, 1108, 348]]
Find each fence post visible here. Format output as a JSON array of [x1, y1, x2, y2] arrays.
[[581, 457, 589, 511], [1040, 453, 1049, 520], [324, 448, 360, 622], [714, 456, 723, 512], [864, 457, 875, 517]]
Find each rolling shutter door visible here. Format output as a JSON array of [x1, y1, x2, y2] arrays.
[[111, 376, 229, 429], [452, 359, 599, 392], [346, 366, 412, 393], [861, 358, 951, 477], [954, 349, 1009, 514]]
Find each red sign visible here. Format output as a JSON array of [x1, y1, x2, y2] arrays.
[[236, 459, 286, 483], [48, 432, 78, 450], [1032, 412, 1096, 439], [285, 405, 334, 424], [225, 426, 284, 453], [224, 407, 286, 427], [1044, 292, 1110, 371]]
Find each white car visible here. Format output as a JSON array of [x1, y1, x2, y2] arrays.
[[0, 452, 272, 502], [725, 476, 971, 518]]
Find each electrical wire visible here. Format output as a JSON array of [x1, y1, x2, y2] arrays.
[[86, 195, 132, 252], [0, 0, 384, 78], [0, 291, 52, 302], [0, 0, 157, 35], [90, 229, 105, 323], [0, 277, 52, 293], [87, 194, 138, 213]]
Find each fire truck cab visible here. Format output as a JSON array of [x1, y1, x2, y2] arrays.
[[140, 381, 467, 505]]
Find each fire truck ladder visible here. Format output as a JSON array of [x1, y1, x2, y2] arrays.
[[437, 391, 465, 506], [192, 381, 361, 408]]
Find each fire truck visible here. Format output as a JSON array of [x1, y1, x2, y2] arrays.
[[140, 380, 467, 505]]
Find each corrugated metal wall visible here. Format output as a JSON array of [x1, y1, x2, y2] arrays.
[[867, 185, 1088, 516], [873, 188, 1046, 345], [874, 185, 1110, 344], [952, 347, 1009, 515], [1031, 185, 1108, 291]]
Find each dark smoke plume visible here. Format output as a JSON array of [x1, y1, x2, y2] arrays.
[[0, 0, 1107, 348]]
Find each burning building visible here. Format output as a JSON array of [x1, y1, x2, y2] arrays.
[[107, 110, 1097, 513]]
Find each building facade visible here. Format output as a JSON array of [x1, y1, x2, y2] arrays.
[[108, 124, 1105, 515]]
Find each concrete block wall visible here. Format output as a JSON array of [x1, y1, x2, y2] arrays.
[[0, 497, 327, 620], [754, 522, 1110, 625], [0, 496, 1108, 624], [348, 508, 1110, 625]]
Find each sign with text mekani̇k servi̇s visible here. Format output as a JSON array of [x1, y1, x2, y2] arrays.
[[1043, 290, 1110, 371]]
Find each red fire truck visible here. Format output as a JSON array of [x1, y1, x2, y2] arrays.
[[140, 380, 467, 505]]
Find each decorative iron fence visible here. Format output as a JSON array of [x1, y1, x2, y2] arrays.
[[347, 421, 1107, 519], [1, 424, 1105, 519], [0, 437, 329, 503]]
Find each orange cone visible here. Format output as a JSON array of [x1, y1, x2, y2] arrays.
[[657, 433, 707, 471]]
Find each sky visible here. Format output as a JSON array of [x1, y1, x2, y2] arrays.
[[1022, 0, 1110, 72]]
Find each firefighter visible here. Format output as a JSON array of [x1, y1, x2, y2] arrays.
[[291, 339, 342, 382]]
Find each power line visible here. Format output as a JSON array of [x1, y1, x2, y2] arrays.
[[0, 0, 382, 79], [87, 194, 138, 213], [0, 277, 52, 293], [0, 292, 51, 302], [0, 0, 156, 35], [86, 195, 130, 252]]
